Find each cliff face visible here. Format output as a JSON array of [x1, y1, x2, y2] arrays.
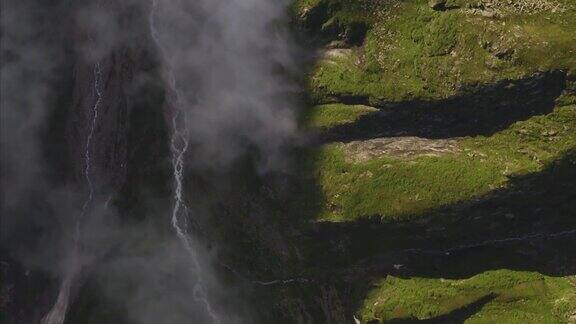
[[2, 0, 296, 322], [64, 1, 171, 203], [66, 51, 126, 198], [1, 1, 172, 322]]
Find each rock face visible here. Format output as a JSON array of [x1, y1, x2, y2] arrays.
[[340, 137, 460, 163], [66, 53, 129, 198]]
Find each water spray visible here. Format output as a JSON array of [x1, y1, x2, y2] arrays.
[[149, 1, 221, 322]]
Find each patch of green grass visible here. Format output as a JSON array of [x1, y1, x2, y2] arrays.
[[358, 270, 576, 323], [305, 103, 377, 129], [309, 3, 490, 103], [315, 146, 504, 221], [462, 105, 576, 166], [428, 22, 458, 57], [515, 13, 576, 72], [305, 0, 576, 104], [313, 106, 576, 222]]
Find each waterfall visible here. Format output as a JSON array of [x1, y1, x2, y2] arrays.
[[41, 62, 102, 324], [149, 1, 221, 322]]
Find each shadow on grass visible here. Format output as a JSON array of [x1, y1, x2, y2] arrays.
[[385, 294, 496, 324], [300, 149, 575, 320], [322, 70, 567, 142]]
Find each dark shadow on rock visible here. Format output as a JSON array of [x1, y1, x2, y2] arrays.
[[385, 293, 496, 324], [322, 71, 567, 143]]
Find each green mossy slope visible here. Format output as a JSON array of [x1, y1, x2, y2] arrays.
[[311, 105, 575, 222], [296, 0, 576, 104], [359, 270, 576, 323], [286, 0, 576, 322]]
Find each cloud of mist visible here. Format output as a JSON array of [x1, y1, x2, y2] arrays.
[[0, 0, 64, 211], [0, 1, 87, 287], [153, 0, 301, 172], [2, 0, 302, 322], [0, 1, 140, 322], [146, 0, 304, 320], [90, 224, 247, 324]]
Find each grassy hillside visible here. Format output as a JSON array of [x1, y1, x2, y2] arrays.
[[296, 0, 576, 104], [285, 0, 576, 322], [359, 270, 576, 323], [311, 105, 575, 221]]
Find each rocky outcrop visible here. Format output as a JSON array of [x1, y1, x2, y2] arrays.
[[338, 137, 460, 163], [66, 54, 128, 198]]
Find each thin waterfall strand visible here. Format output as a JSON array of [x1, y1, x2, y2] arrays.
[[149, 1, 220, 322], [41, 62, 102, 324]]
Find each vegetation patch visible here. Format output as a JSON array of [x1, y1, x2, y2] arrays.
[[312, 105, 576, 222], [357, 270, 576, 323], [454, 0, 570, 16], [302, 0, 576, 104], [315, 145, 503, 221], [305, 103, 378, 129]]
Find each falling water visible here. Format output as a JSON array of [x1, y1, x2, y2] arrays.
[[149, 1, 220, 322], [41, 62, 102, 324]]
